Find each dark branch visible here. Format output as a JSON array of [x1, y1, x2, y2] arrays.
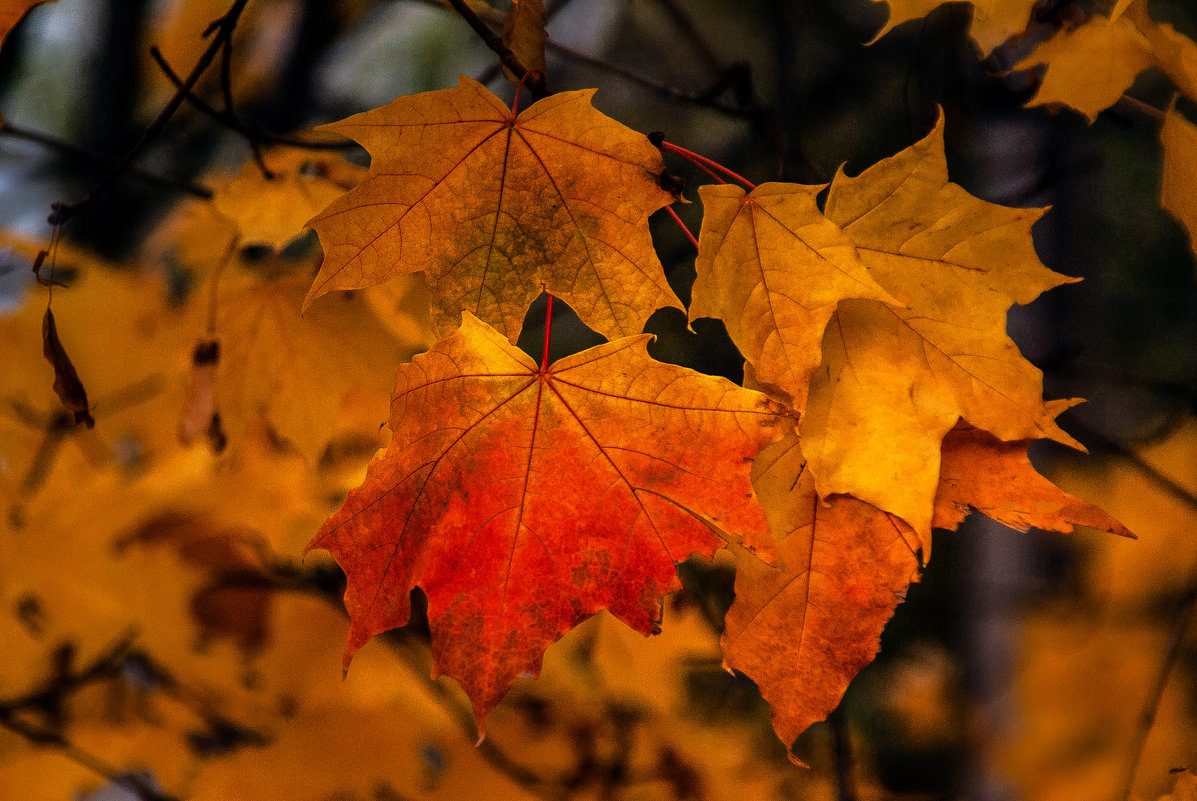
[[47, 0, 253, 225], [446, 0, 546, 98], [1117, 577, 1197, 801], [148, 47, 352, 153], [0, 120, 211, 198]]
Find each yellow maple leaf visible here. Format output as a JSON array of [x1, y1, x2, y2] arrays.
[[1018, 0, 1197, 121], [802, 114, 1081, 547], [212, 149, 364, 251], [183, 263, 424, 461], [305, 75, 681, 342], [870, 0, 1037, 56], [689, 182, 895, 411], [1016, 9, 1154, 122]]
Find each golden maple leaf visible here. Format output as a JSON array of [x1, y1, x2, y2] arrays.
[[1017, 0, 1197, 121], [305, 75, 681, 342], [689, 182, 895, 411], [870, 0, 1037, 56], [212, 149, 363, 251], [802, 114, 1081, 548]]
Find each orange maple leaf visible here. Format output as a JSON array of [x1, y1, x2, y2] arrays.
[[932, 423, 1133, 536], [724, 420, 1129, 752], [723, 422, 921, 753], [308, 311, 780, 728], [305, 75, 681, 342]]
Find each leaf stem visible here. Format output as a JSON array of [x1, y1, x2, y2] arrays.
[[660, 140, 755, 189], [665, 205, 699, 249], [511, 69, 537, 117], [540, 294, 554, 372]]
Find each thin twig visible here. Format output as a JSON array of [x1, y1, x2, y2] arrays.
[[0, 121, 212, 198], [1116, 576, 1197, 801], [0, 716, 175, 801], [446, 0, 546, 97], [148, 46, 352, 152], [217, 33, 271, 175], [1116, 93, 1168, 121], [544, 41, 748, 117], [48, 0, 253, 226]]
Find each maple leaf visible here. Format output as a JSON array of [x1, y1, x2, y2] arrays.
[[305, 75, 681, 342], [1017, 0, 1197, 121], [720, 412, 1126, 751], [722, 421, 921, 752], [689, 182, 895, 410], [933, 423, 1132, 536], [309, 311, 780, 727], [212, 149, 362, 251], [188, 267, 419, 462], [1161, 108, 1197, 259], [801, 114, 1082, 548], [870, 0, 1036, 56], [1015, 7, 1155, 122], [501, 0, 547, 82]]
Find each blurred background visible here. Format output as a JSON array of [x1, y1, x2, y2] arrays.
[[0, 1, 1195, 800]]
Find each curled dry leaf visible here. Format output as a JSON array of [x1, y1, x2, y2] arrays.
[[309, 312, 781, 728], [41, 308, 94, 429], [305, 75, 681, 341]]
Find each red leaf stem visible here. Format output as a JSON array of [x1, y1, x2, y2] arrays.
[[660, 140, 755, 189], [665, 206, 699, 249]]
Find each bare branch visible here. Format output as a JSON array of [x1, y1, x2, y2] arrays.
[[48, 0, 253, 225]]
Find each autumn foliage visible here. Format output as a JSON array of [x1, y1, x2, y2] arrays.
[[2, 1, 1196, 800]]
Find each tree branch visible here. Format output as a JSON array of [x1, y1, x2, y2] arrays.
[[148, 46, 353, 153], [446, 0, 546, 98], [48, 0, 253, 225], [1117, 576, 1197, 801], [0, 119, 212, 198]]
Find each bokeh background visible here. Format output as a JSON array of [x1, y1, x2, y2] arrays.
[[1, 1, 1195, 800]]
